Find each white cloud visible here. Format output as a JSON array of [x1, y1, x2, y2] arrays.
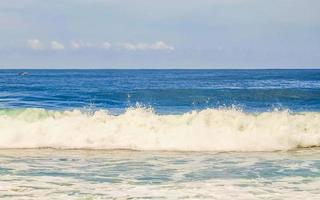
[[70, 41, 89, 49], [120, 41, 174, 51], [26, 40, 173, 51], [71, 41, 81, 49], [152, 41, 174, 50], [27, 39, 44, 50], [70, 41, 111, 50], [121, 43, 137, 50], [51, 41, 65, 50], [101, 42, 111, 49]]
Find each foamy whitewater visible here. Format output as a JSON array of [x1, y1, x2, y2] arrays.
[[1, 69, 320, 199], [1, 108, 320, 151], [1, 149, 320, 199]]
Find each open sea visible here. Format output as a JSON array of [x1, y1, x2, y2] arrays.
[[0, 69, 320, 199]]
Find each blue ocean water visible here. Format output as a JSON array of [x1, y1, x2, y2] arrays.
[[1, 69, 320, 112], [0, 69, 320, 199]]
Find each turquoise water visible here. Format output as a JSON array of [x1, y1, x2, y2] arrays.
[[0, 149, 320, 199], [0, 69, 320, 199]]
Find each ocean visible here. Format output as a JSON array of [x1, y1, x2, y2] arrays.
[[0, 69, 320, 199]]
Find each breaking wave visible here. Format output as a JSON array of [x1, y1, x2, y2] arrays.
[[0, 107, 320, 151]]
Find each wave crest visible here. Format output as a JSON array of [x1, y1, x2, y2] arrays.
[[0, 108, 320, 151]]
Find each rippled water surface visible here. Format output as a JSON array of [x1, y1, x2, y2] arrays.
[[0, 149, 319, 199], [1, 69, 320, 112]]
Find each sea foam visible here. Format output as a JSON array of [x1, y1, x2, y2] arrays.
[[0, 108, 320, 151]]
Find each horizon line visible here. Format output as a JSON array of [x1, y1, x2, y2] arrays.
[[1, 67, 320, 70]]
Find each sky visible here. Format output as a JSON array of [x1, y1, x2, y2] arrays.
[[0, 0, 319, 69]]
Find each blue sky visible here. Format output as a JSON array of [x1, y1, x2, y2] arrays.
[[0, 0, 319, 68]]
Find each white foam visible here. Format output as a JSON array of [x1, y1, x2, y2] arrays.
[[1, 176, 320, 199], [0, 108, 320, 151]]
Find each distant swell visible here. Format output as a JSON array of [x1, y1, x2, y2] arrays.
[[0, 108, 320, 151]]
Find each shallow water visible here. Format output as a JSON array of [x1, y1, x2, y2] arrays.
[[0, 149, 319, 199]]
